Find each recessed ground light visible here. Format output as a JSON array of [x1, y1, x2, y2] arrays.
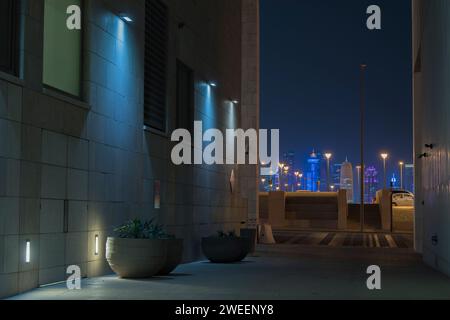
[[209, 82, 217, 87], [95, 235, 99, 256], [25, 240, 31, 263], [232, 100, 239, 104]]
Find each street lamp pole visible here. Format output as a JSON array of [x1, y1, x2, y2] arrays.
[[294, 171, 300, 191], [300, 173, 303, 190], [381, 153, 388, 189], [360, 64, 367, 233], [278, 163, 284, 192], [325, 153, 332, 191], [399, 161, 404, 190], [284, 166, 289, 191]]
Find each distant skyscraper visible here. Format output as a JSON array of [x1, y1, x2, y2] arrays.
[[404, 164, 414, 193], [306, 150, 321, 192], [390, 173, 399, 189], [340, 159, 354, 203], [283, 151, 295, 169], [283, 151, 296, 191], [332, 163, 342, 189], [364, 166, 379, 203], [319, 154, 328, 192]]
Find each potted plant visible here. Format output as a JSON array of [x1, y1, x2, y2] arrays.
[[201, 231, 250, 263], [106, 219, 183, 278], [240, 222, 258, 254]]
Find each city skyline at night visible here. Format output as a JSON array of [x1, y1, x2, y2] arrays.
[[261, 148, 413, 198], [261, 0, 413, 178]]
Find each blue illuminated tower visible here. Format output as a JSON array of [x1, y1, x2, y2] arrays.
[[306, 150, 321, 192]]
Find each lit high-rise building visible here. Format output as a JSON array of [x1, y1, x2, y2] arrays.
[[390, 173, 399, 189], [283, 151, 295, 169], [332, 163, 342, 190], [283, 151, 296, 191], [306, 150, 321, 192], [340, 159, 354, 203], [364, 166, 379, 203]]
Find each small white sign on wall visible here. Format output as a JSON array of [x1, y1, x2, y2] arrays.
[[230, 169, 235, 194], [154, 180, 161, 209]]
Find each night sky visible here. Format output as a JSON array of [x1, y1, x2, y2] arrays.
[[261, 0, 412, 179]]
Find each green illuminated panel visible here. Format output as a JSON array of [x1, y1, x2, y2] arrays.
[[43, 0, 81, 97]]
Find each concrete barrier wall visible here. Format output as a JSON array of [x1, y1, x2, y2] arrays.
[[260, 191, 347, 230]]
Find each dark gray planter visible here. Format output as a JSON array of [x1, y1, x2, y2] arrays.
[[240, 228, 257, 253], [201, 237, 250, 263], [157, 239, 184, 275]]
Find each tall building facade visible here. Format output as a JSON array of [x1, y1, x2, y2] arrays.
[[364, 166, 379, 203], [340, 159, 354, 203], [0, 0, 256, 298], [305, 150, 321, 192], [332, 163, 342, 190], [413, 0, 450, 276], [390, 173, 399, 189], [283, 151, 296, 191]]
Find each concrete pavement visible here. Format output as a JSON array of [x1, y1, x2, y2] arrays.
[[8, 245, 450, 300]]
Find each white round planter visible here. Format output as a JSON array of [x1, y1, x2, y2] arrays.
[[106, 237, 168, 278], [157, 239, 184, 275]]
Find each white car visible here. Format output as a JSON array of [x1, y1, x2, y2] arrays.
[[392, 192, 414, 207]]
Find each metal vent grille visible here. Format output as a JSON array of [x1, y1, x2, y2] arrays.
[[144, 0, 169, 132]]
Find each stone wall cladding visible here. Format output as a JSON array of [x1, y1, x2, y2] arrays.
[[0, 0, 251, 297]]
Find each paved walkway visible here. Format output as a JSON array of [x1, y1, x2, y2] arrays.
[[273, 230, 413, 248], [8, 245, 450, 300]]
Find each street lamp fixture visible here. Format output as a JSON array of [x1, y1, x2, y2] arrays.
[[380, 153, 389, 189], [278, 163, 285, 191], [399, 161, 404, 190], [282, 167, 289, 191], [324, 153, 332, 191], [294, 172, 301, 191]]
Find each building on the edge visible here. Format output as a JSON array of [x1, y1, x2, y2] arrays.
[[0, 0, 259, 298]]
